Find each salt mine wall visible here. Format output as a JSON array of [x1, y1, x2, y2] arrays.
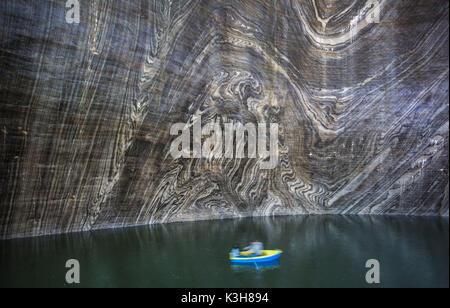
[[0, 0, 448, 239]]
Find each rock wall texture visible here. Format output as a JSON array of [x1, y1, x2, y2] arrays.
[[0, 0, 449, 239]]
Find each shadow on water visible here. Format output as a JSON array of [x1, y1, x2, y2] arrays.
[[0, 215, 448, 287]]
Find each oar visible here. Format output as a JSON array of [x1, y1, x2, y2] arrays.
[[253, 261, 259, 270]]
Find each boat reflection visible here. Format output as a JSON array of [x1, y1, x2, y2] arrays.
[[230, 260, 280, 272]]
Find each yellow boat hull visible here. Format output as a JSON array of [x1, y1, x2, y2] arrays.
[[229, 249, 283, 264]]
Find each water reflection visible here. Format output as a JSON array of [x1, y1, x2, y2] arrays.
[[231, 260, 280, 273], [0, 215, 448, 287]]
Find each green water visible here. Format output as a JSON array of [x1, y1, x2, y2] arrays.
[[0, 215, 448, 288]]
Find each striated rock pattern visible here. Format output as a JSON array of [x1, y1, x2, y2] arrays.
[[0, 0, 448, 239]]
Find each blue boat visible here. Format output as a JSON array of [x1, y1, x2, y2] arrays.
[[229, 249, 283, 264]]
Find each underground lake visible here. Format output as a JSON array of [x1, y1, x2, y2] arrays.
[[0, 215, 448, 288]]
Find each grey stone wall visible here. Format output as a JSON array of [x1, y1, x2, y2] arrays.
[[0, 0, 448, 239]]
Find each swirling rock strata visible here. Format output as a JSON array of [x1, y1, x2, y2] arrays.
[[0, 0, 448, 239]]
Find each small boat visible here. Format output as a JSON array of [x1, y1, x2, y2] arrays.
[[229, 249, 283, 264]]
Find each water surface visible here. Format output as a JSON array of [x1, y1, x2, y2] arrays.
[[0, 215, 448, 287]]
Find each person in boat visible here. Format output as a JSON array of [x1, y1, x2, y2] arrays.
[[230, 245, 240, 257], [243, 240, 263, 256]]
